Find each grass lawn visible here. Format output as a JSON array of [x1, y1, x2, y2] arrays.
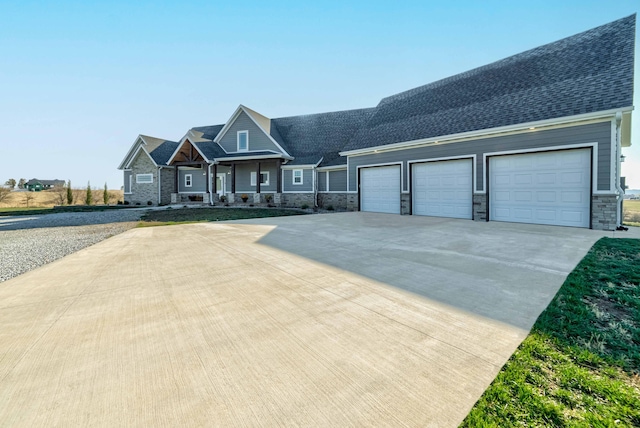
[[462, 237, 640, 427], [624, 200, 640, 227], [138, 207, 308, 226]]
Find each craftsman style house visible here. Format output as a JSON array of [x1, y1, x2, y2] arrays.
[[119, 15, 635, 230]]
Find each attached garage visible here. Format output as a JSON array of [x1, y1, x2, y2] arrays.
[[489, 149, 591, 228], [360, 165, 401, 214], [412, 159, 472, 219]]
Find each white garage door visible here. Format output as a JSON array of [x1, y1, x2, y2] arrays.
[[412, 159, 472, 219], [489, 149, 591, 228], [360, 165, 401, 214]]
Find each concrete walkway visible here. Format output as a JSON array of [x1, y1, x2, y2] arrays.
[[0, 213, 633, 426]]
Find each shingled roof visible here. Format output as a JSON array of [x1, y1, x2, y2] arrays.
[[343, 14, 636, 152], [271, 108, 374, 165]]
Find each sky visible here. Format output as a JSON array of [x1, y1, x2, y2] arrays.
[[1, 0, 639, 190]]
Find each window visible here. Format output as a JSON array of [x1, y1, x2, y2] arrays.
[[237, 130, 248, 152], [136, 173, 153, 184], [250, 171, 270, 186], [185, 174, 192, 187], [293, 169, 303, 185]]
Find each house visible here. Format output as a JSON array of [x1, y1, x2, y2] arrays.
[[25, 179, 65, 191], [119, 15, 635, 230]]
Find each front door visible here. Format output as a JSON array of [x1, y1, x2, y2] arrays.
[[216, 173, 226, 196]]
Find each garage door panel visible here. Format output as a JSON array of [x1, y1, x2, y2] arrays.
[[490, 149, 590, 228], [413, 159, 472, 219], [360, 166, 401, 214]]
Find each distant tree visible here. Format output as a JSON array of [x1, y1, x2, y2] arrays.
[[103, 183, 109, 205], [17, 178, 26, 189], [0, 187, 11, 203], [85, 182, 92, 205], [24, 192, 34, 207], [5, 179, 16, 189], [66, 180, 73, 205]]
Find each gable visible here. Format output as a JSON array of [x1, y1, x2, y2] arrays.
[[218, 110, 283, 154], [168, 140, 207, 165]]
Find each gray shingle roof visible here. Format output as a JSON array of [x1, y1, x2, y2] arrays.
[[271, 108, 375, 165], [343, 14, 636, 152], [192, 125, 224, 140], [193, 141, 227, 161], [148, 140, 179, 165]]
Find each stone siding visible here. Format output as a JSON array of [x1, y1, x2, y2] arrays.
[[124, 153, 158, 206], [281, 193, 315, 208], [473, 194, 487, 221], [317, 193, 348, 210], [160, 168, 175, 205], [346, 194, 358, 211], [591, 194, 618, 231], [401, 193, 410, 215]]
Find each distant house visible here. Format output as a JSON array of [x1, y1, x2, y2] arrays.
[[25, 179, 65, 191], [119, 15, 635, 230]]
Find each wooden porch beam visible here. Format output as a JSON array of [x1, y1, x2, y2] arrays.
[[256, 161, 261, 194]]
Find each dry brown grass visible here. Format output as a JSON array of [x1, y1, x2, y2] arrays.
[[0, 189, 124, 208], [624, 200, 640, 224]]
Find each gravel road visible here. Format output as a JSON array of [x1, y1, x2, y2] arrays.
[[0, 210, 146, 282]]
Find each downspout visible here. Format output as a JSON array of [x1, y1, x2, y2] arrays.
[[614, 112, 624, 228], [314, 167, 318, 208], [158, 166, 162, 205]]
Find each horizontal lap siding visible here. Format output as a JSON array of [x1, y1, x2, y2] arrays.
[[179, 168, 207, 192], [347, 122, 612, 192], [218, 112, 281, 153], [283, 169, 313, 192], [328, 169, 347, 191], [318, 172, 327, 191], [234, 163, 277, 192]]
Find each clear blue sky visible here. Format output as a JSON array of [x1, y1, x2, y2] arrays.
[[1, 1, 639, 189]]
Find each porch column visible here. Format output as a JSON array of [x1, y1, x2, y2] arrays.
[[231, 163, 236, 194], [256, 161, 261, 193], [204, 163, 209, 194], [174, 165, 178, 192], [212, 163, 217, 194], [276, 159, 282, 193]]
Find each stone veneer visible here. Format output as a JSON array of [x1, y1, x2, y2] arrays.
[[317, 193, 359, 211], [124, 152, 158, 206], [473, 194, 487, 221], [591, 194, 618, 231], [280, 193, 315, 208], [159, 167, 175, 205], [401, 194, 410, 215]]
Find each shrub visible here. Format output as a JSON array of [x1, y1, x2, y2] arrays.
[[103, 183, 109, 205], [66, 180, 73, 205], [219, 195, 226, 202], [124, 200, 130, 205], [301, 203, 309, 209], [147, 201, 153, 206], [85, 182, 92, 205], [327, 205, 335, 211]]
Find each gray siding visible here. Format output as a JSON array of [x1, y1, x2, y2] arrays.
[[347, 122, 612, 192], [233, 162, 278, 192], [328, 169, 347, 192], [123, 171, 132, 193], [179, 167, 207, 192], [219, 111, 282, 153], [318, 172, 327, 191], [283, 168, 313, 192]]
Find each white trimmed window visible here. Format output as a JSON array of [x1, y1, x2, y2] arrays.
[[136, 173, 153, 184], [250, 171, 270, 186], [293, 169, 303, 185], [185, 174, 192, 187], [237, 130, 248, 152]]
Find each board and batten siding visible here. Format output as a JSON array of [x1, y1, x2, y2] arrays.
[[347, 122, 612, 193], [218, 111, 282, 154], [283, 168, 313, 192]]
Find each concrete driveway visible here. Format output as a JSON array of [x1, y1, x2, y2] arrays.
[[0, 213, 629, 426]]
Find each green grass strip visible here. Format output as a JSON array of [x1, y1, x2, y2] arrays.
[[461, 238, 640, 427]]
